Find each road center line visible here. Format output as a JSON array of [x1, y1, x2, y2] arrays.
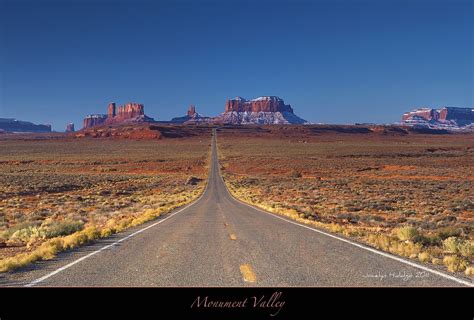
[[240, 264, 256, 283]]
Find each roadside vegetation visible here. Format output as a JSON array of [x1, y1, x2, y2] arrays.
[[0, 137, 209, 272], [218, 127, 473, 276]]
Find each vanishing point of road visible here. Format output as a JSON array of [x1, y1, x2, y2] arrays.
[[0, 129, 471, 287]]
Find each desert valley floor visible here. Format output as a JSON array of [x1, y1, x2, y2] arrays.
[[0, 125, 472, 286]]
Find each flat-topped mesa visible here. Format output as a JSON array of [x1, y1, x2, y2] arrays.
[[225, 96, 294, 113], [83, 102, 154, 129], [219, 96, 307, 125]]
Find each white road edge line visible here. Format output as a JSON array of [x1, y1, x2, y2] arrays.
[[214, 135, 472, 287], [25, 138, 214, 287]]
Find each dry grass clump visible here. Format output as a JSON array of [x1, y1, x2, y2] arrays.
[[443, 255, 469, 273], [395, 226, 419, 242], [443, 237, 473, 258]]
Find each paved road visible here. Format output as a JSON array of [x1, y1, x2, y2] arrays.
[[0, 129, 471, 286]]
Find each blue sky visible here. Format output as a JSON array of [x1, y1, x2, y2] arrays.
[[0, 0, 472, 130]]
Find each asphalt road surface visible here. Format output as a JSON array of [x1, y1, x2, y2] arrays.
[[0, 129, 471, 287]]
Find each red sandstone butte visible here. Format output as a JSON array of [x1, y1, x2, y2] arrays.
[[83, 102, 153, 129]]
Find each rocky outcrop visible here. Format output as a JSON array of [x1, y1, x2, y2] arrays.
[[83, 102, 155, 129], [74, 124, 209, 139], [65, 123, 75, 132], [0, 118, 52, 133], [402, 107, 474, 129], [187, 105, 196, 117], [218, 96, 307, 124], [76, 124, 162, 139], [170, 105, 212, 124], [108, 102, 116, 118]]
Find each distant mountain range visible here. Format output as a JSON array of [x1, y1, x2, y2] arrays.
[[2, 100, 473, 133], [0, 118, 51, 133]]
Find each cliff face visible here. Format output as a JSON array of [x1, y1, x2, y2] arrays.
[[83, 102, 154, 129], [402, 108, 439, 121], [225, 96, 294, 113], [438, 107, 474, 126], [114, 103, 145, 121], [83, 114, 107, 129], [0, 118, 52, 133]]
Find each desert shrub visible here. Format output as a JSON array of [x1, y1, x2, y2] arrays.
[[443, 255, 468, 272], [465, 267, 474, 276], [0, 238, 65, 272], [35, 238, 64, 260], [100, 228, 115, 238], [443, 237, 460, 254], [289, 169, 302, 178], [459, 241, 474, 258], [0, 252, 38, 272], [185, 176, 202, 185], [389, 240, 422, 258], [367, 234, 391, 251], [421, 234, 442, 246], [443, 237, 473, 258], [62, 225, 100, 249], [409, 232, 441, 246], [41, 220, 84, 238], [10, 226, 44, 242], [7, 220, 84, 243], [395, 226, 419, 242], [436, 226, 462, 240], [0, 222, 38, 240], [418, 251, 430, 263]]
